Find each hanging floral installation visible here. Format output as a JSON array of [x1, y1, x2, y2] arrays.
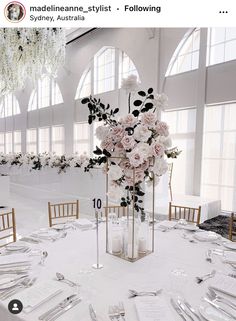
[[81, 75, 181, 216]]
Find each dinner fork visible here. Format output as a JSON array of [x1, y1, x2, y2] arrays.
[[118, 302, 126, 321], [0, 277, 36, 300], [108, 306, 120, 320], [207, 287, 236, 310]]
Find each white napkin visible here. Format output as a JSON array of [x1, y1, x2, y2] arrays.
[[156, 221, 177, 229], [223, 251, 236, 264], [17, 282, 62, 313], [193, 231, 220, 242], [210, 274, 236, 297], [73, 218, 93, 229], [135, 297, 174, 321], [0, 253, 31, 265]]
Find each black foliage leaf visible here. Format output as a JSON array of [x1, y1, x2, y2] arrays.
[[137, 190, 145, 196], [138, 91, 146, 97], [102, 114, 107, 120], [132, 110, 140, 117], [113, 108, 119, 114], [93, 147, 103, 155], [103, 149, 111, 157], [141, 107, 147, 113], [88, 115, 93, 124], [138, 200, 143, 203], [121, 202, 127, 207], [149, 94, 154, 99], [145, 102, 153, 110], [148, 88, 153, 94], [134, 100, 142, 106], [100, 103, 105, 109], [81, 97, 90, 104]]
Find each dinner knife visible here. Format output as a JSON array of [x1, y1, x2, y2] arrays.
[[39, 294, 77, 320], [204, 297, 236, 320], [177, 298, 194, 321], [89, 304, 98, 321], [47, 297, 82, 321], [170, 298, 187, 321]]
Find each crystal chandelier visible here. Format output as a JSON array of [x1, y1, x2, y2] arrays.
[[0, 28, 66, 96]]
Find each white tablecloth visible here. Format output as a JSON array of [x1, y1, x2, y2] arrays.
[[0, 225, 234, 321], [0, 175, 10, 207]]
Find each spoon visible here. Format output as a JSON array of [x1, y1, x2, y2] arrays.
[[56, 272, 78, 287], [128, 289, 162, 298]]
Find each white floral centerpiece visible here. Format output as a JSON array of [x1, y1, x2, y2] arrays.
[[81, 76, 179, 218]]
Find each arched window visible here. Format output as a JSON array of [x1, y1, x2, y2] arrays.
[[166, 28, 200, 76], [28, 75, 63, 111], [207, 28, 236, 66], [75, 68, 92, 100], [75, 47, 140, 99], [0, 94, 20, 118]]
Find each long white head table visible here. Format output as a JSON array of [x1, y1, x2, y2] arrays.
[[0, 224, 235, 321]]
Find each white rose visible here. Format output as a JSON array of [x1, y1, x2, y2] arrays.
[[136, 143, 152, 160], [154, 93, 168, 110], [133, 124, 151, 142], [96, 126, 109, 141]]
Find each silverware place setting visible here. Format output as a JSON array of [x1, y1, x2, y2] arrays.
[[0, 276, 37, 300], [170, 297, 201, 321], [128, 288, 162, 298], [108, 302, 126, 321], [39, 294, 81, 321]]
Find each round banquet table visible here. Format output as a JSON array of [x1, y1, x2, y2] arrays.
[[0, 224, 235, 321]]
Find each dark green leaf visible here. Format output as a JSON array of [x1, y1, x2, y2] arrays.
[[148, 88, 153, 94], [102, 114, 107, 120], [113, 108, 119, 114], [149, 94, 154, 99]]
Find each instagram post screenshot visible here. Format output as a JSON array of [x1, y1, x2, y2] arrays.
[[0, 0, 236, 320]]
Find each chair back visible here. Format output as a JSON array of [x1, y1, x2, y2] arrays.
[[48, 200, 79, 227], [169, 202, 201, 224], [0, 208, 16, 247], [229, 212, 236, 241], [103, 205, 128, 219]]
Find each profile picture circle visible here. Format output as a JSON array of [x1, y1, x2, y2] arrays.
[[5, 1, 26, 22]]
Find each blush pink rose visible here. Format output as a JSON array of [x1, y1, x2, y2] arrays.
[[141, 111, 157, 127], [110, 125, 125, 143], [127, 149, 144, 167], [121, 135, 136, 150], [152, 142, 165, 158], [156, 121, 169, 137], [101, 137, 114, 152], [121, 114, 137, 127], [119, 159, 132, 170]]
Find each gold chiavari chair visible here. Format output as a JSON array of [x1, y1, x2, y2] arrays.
[[167, 163, 173, 201], [169, 202, 201, 225], [0, 208, 16, 247], [48, 200, 79, 227], [229, 212, 236, 241], [103, 205, 128, 219]]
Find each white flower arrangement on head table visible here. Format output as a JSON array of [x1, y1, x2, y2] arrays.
[[81, 74, 180, 218], [0, 152, 90, 174]]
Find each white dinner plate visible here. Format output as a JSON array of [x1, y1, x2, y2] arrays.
[[193, 231, 221, 242], [33, 229, 58, 237], [223, 242, 236, 250], [199, 303, 234, 321]]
